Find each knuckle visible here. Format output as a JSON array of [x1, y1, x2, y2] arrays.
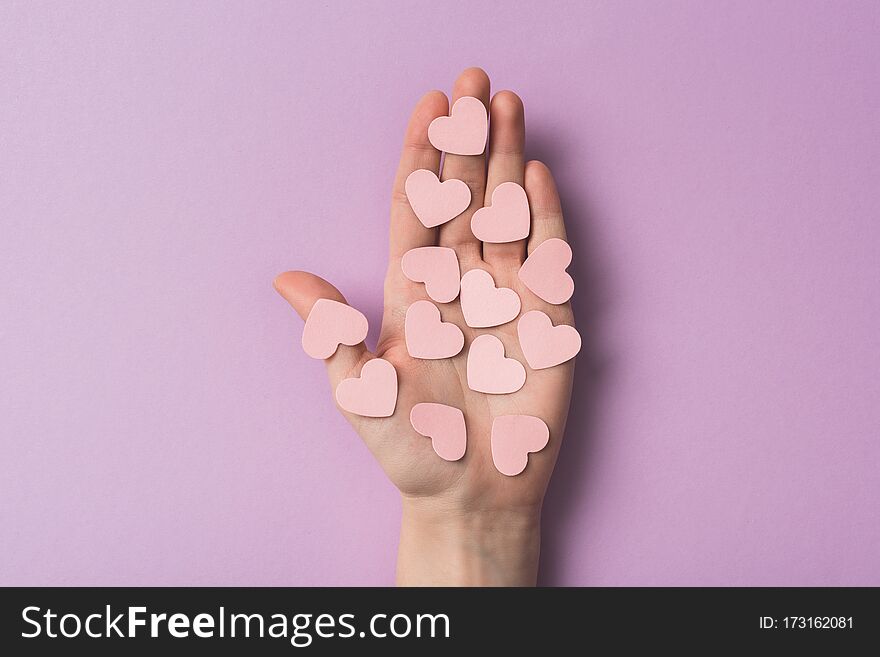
[[452, 171, 486, 194], [391, 187, 412, 208], [490, 142, 524, 158], [403, 141, 438, 158]]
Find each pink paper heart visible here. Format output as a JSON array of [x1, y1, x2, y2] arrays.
[[470, 182, 530, 243], [405, 300, 465, 360], [518, 238, 574, 304], [466, 334, 526, 394], [459, 269, 521, 328], [401, 246, 460, 303], [410, 402, 467, 461], [405, 169, 471, 228], [427, 96, 488, 156], [301, 298, 369, 359], [491, 415, 550, 476], [517, 310, 581, 370], [335, 358, 398, 418]]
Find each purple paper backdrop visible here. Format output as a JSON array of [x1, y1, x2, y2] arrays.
[[2, 0, 879, 586]]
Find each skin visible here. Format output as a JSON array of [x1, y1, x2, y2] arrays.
[[274, 68, 574, 586]]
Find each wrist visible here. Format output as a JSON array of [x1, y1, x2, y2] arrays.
[[396, 497, 542, 587]]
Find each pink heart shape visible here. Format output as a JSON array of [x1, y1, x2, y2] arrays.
[[459, 269, 521, 328], [470, 182, 530, 243], [491, 415, 550, 477], [405, 169, 471, 228], [410, 402, 467, 461], [427, 96, 488, 156], [466, 334, 526, 394], [517, 310, 581, 370], [405, 300, 465, 360], [301, 298, 369, 359], [335, 358, 398, 418], [401, 246, 460, 303], [518, 238, 574, 304]]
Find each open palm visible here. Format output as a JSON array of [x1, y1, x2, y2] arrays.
[[275, 68, 574, 583]]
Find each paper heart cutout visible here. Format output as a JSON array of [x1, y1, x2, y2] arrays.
[[302, 298, 369, 359], [405, 300, 465, 360], [335, 358, 398, 418], [401, 246, 461, 303], [459, 269, 521, 328], [517, 310, 581, 370], [410, 402, 467, 461], [491, 415, 550, 476], [427, 96, 488, 156], [466, 334, 526, 394], [470, 182, 530, 243], [405, 169, 471, 228], [519, 238, 574, 304]]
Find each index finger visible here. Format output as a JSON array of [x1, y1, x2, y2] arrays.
[[388, 91, 449, 261]]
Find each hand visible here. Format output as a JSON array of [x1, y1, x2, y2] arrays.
[[274, 68, 574, 586]]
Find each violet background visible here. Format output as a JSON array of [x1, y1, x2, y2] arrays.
[[2, 1, 878, 586]]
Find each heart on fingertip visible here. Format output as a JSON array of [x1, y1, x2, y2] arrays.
[[335, 358, 398, 418], [401, 246, 460, 303], [405, 169, 471, 228], [427, 96, 488, 156], [470, 182, 530, 243], [518, 238, 574, 304], [466, 334, 526, 394], [405, 300, 465, 360], [302, 298, 369, 360], [491, 415, 550, 476], [459, 269, 521, 328], [517, 310, 581, 370], [410, 402, 467, 461]]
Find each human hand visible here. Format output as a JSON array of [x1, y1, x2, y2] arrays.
[[274, 68, 574, 586]]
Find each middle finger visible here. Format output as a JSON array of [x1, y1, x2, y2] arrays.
[[437, 67, 491, 262]]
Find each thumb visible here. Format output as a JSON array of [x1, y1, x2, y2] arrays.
[[273, 270, 372, 385]]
